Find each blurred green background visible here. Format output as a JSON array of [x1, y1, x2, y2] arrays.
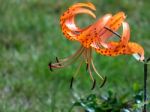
[[0, 0, 150, 111]]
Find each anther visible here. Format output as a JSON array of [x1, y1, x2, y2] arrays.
[[86, 63, 88, 71], [100, 76, 107, 88], [70, 77, 74, 89], [48, 62, 53, 71], [56, 57, 61, 66], [91, 79, 96, 90]]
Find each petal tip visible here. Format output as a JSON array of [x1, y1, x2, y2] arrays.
[[86, 2, 96, 10]]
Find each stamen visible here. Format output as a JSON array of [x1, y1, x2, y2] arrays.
[[91, 79, 96, 90], [52, 46, 85, 68], [87, 61, 94, 82], [104, 26, 121, 38], [58, 46, 84, 62], [91, 59, 104, 80], [74, 61, 83, 78], [70, 77, 74, 89], [100, 76, 107, 88], [48, 62, 53, 71], [70, 61, 83, 89], [86, 48, 94, 82]]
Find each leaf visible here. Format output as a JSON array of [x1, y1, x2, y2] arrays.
[[70, 88, 144, 112]]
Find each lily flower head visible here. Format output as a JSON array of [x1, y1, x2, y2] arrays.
[[49, 2, 142, 89]]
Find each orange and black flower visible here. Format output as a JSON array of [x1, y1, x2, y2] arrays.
[[49, 2, 144, 89]]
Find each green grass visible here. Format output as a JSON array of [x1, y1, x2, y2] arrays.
[[0, 0, 150, 111]]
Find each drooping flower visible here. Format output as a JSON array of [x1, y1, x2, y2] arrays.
[[49, 2, 144, 89]]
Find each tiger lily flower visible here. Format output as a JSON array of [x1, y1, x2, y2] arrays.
[[49, 2, 129, 89]]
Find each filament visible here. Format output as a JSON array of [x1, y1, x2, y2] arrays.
[[86, 48, 94, 82], [73, 60, 83, 78], [91, 59, 104, 80], [51, 46, 85, 68], [88, 64, 94, 82], [58, 46, 84, 62], [104, 26, 121, 38]]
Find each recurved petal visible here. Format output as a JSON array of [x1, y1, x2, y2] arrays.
[[95, 42, 120, 56], [73, 7, 96, 18], [71, 2, 96, 10], [60, 2, 96, 40], [65, 17, 81, 31], [98, 21, 130, 49], [95, 41, 145, 61], [61, 3, 96, 20], [127, 42, 145, 61], [63, 7, 96, 40], [106, 11, 126, 29], [90, 14, 112, 48], [94, 14, 112, 33], [120, 22, 130, 45], [99, 12, 126, 43]]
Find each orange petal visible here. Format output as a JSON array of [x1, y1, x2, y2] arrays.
[[61, 3, 96, 20], [95, 42, 120, 56], [72, 2, 96, 11], [60, 2, 96, 40], [73, 7, 96, 18], [65, 16, 82, 33], [127, 42, 145, 61], [106, 21, 130, 48], [98, 12, 126, 43], [120, 22, 130, 45], [95, 42, 144, 61], [77, 14, 112, 48], [93, 14, 112, 35], [91, 14, 113, 48]]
